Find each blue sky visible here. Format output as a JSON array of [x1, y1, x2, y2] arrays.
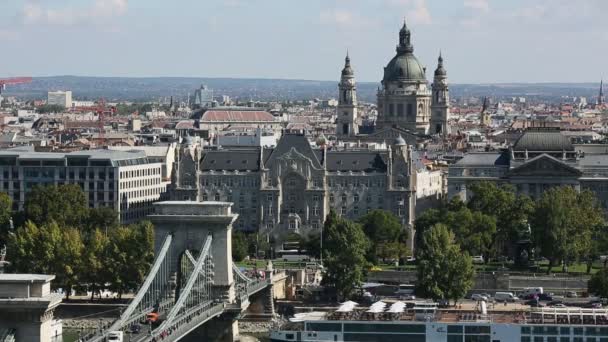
[[0, 0, 607, 83]]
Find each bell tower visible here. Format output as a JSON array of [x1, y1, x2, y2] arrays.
[[336, 52, 359, 137], [431, 52, 450, 136]]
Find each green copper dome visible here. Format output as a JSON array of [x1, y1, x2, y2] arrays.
[[383, 53, 426, 82], [383, 21, 426, 83]]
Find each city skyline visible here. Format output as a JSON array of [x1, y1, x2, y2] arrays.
[[0, 0, 607, 83]]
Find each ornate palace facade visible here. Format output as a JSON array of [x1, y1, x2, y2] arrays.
[[168, 133, 444, 250]]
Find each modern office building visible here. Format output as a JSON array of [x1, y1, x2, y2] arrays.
[[0, 148, 166, 223], [47, 91, 73, 108]]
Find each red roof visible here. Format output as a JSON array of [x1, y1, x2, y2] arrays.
[[175, 120, 195, 129], [201, 110, 275, 122]]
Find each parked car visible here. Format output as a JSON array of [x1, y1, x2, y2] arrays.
[[525, 299, 544, 307], [130, 324, 141, 334], [406, 256, 416, 264], [495, 292, 517, 302], [566, 291, 578, 298], [472, 256, 485, 264], [549, 303, 567, 308], [471, 294, 488, 301], [539, 293, 555, 301]]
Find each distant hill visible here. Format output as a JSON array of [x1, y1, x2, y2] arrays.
[[1, 76, 602, 103]]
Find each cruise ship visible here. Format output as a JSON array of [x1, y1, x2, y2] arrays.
[[270, 301, 608, 342]]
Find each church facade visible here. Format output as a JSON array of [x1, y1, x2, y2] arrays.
[[337, 21, 450, 140]]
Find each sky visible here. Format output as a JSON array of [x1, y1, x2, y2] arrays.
[[0, 0, 607, 83]]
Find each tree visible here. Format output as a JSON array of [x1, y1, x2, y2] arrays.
[[467, 182, 534, 257], [414, 208, 443, 256], [301, 233, 321, 260], [106, 221, 154, 298], [247, 232, 270, 259], [416, 223, 475, 304], [36, 104, 66, 114], [358, 210, 407, 263], [0, 192, 13, 245], [531, 187, 603, 273], [232, 231, 248, 262], [24, 184, 89, 228], [86, 207, 119, 234], [82, 228, 110, 300], [445, 207, 496, 259], [322, 210, 369, 300], [589, 268, 608, 298], [8, 220, 84, 298]]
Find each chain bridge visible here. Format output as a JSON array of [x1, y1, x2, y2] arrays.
[[83, 201, 277, 342]]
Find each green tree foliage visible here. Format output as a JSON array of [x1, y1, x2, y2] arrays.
[[301, 233, 321, 259], [232, 231, 249, 262], [105, 221, 155, 297], [86, 207, 119, 233], [36, 104, 66, 114], [531, 187, 604, 273], [445, 207, 496, 258], [589, 268, 608, 298], [82, 229, 110, 300], [358, 209, 408, 263], [322, 210, 369, 300], [416, 224, 475, 303], [414, 208, 443, 255], [0, 192, 13, 244], [24, 184, 89, 228], [467, 182, 534, 256], [247, 232, 271, 259], [8, 221, 84, 298]]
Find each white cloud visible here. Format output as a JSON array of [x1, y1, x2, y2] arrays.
[[319, 9, 377, 30], [514, 5, 547, 20], [408, 0, 431, 25], [464, 0, 489, 13], [385, 0, 431, 25], [320, 9, 355, 27], [20, 0, 128, 26]]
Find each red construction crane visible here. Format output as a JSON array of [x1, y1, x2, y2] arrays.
[[0, 77, 32, 95]]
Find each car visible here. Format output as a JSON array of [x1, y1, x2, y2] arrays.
[[550, 303, 567, 308], [400, 294, 416, 300], [406, 256, 416, 264], [129, 324, 141, 334], [539, 293, 555, 301], [525, 300, 544, 307], [591, 303, 603, 309], [471, 294, 488, 301], [566, 291, 578, 298], [472, 256, 485, 264], [495, 292, 517, 302]]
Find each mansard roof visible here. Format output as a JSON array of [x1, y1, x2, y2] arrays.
[[326, 151, 388, 172], [200, 149, 260, 171], [513, 128, 574, 152], [264, 133, 322, 169]]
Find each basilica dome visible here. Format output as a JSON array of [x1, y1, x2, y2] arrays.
[[383, 53, 426, 83], [382, 21, 426, 83]]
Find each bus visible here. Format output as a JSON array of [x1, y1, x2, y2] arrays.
[[276, 249, 313, 262]]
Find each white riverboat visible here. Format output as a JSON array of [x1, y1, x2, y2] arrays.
[[270, 300, 608, 342]]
